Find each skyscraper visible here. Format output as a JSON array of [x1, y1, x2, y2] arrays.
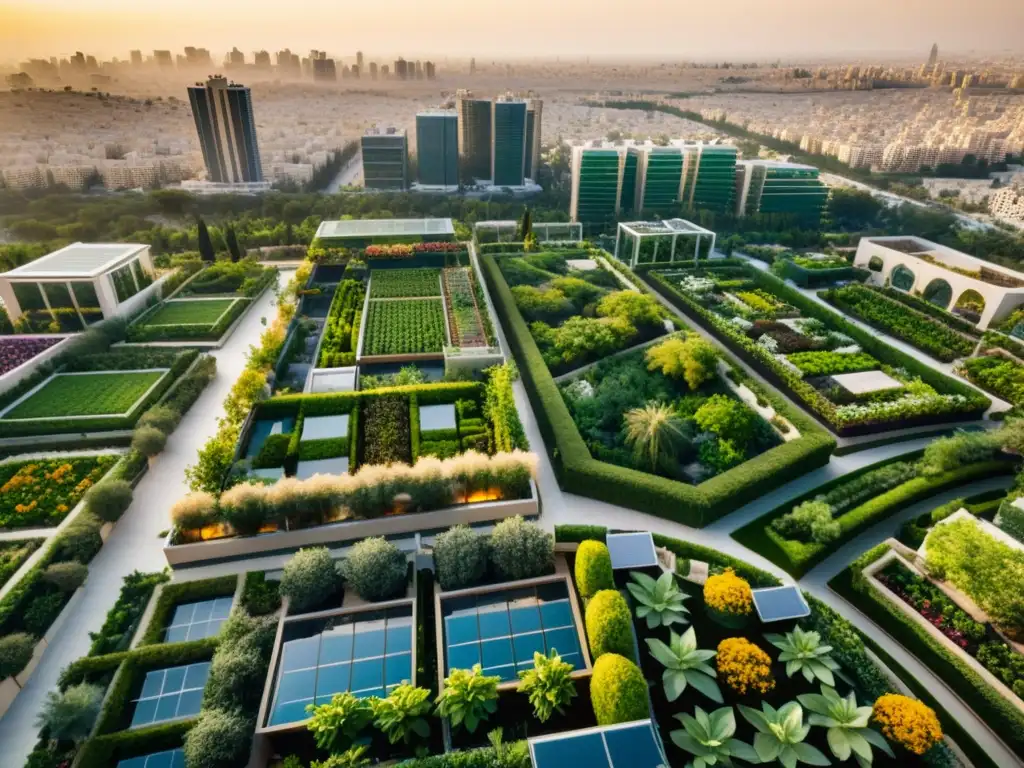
[[130, 50, 142, 67], [735, 160, 828, 225], [416, 111, 459, 188], [253, 51, 271, 68], [928, 43, 939, 69], [356, 51, 364, 69], [187, 76, 263, 184], [570, 145, 627, 224], [456, 90, 491, 182], [361, 127, 409, 190], [369, 62, 378, 80], [394, 58, 408, 79], [491, 99, 528, 187], [525, 98, 543, 180]]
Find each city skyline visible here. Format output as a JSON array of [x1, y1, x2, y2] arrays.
[[3, 0, 1024, 65]]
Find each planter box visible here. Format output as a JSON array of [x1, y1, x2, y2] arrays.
[[163, 479, 540, 568]]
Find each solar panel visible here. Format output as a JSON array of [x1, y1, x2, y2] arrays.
[[530, 721, 666, 768], [751, 586, 810, 623], [268, 607, 413, 727], [164, 597, 233, 643], [116, 748, 185, 768], [130, 663, 210, 728], [606, 532, 658, 570], [443, 582, 582, 683]]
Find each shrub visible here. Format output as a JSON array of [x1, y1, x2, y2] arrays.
[[0, 632, 36, 679], [489, 516, 553, 582], [919, 431, 999, 477], [574, 540, 613, 600], [716, 637, 774, 696], [218, 482, 268, 535], [435, 665, 500, 733], [432, 525, 489, 591], [25, 592, 66, 635], [584, 590, 634, 660], [170, 491, 218, 530], [34, 682, 103, 743], [182, 708, 254, 768], [771, 499, 841, 544], [517, 650, 577, 722], [590, 653, 648, 725], [280, 547, 341, 613], [694, 395, 757, 449], [137, 404, 180, 433], [703, 568, 753, 616], [204, 636, 272, 712], [370, 684, 432, 745], [131, 425, 167, 458], [241, 571, 281, 616], [84, 480, 134, 523], [53, 514, 103, 563], [341, 537, 407, 602], [42, 561, 88, 592], [597, 291, 662, 328], [646, 335, 719, 390], [872, 694, 942, 755]]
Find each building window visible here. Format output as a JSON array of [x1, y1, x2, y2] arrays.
[[111, 264, 141, 303], [11, 282, 46, 311]]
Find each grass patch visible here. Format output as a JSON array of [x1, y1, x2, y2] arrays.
[[732, 457, 1016, 577], [141, 299, 236, 327], [3, 371, 165, 419]]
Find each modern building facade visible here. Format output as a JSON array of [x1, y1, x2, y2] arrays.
[[416, 111, 459, 189], [735, 160, 829, 224], [525, 99, 543, 180], [491, 100, 528, 187], [361, 127, 409, 190], [187, 76, 263, 184], [681, 144, 737, 212], [456, 92, 492, 182], [569, 146, 627, 224]]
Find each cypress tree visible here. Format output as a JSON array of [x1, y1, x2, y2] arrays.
[[196, 217, 215, 263], [518, 207, 533, 240], [225, 224, 242, 262]]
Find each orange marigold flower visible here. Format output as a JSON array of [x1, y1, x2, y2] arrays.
[[872, 694, 942, 755]]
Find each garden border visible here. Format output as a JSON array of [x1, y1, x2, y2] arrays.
[[0, 369, 171, 422]]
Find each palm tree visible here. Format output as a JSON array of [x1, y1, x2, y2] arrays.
[[623, 402, 687, 473]]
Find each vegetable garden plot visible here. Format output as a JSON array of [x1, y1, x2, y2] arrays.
[[2, 371, 166, 419], [363, 299, 447, 356], [369, 269, 441, 299]]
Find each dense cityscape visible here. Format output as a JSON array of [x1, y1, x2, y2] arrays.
[[2, 7, 1024, 768]]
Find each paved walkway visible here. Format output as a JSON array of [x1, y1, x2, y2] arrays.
[[0, 272, 292, 766]]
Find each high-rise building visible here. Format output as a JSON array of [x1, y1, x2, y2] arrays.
[[681, 144, 738, 212], [184, 47, 212, 67], [356, 51, 364, 69], [369, 62, 379, 80], [569, 145, 628, 224], [634, 146, 685, 212], [928, 43, 939, 69], [456, 91, 491, 182], [425, 61, 436, 80], [734, 160, 828, 225], [254, 51, 271, 68], [227, 47, 245, 67], [130, 50, 143, 67], [416, 110, 459, 188], [153, 50, 173, 67], [361, 127, 408, 190], [394, 58, 408, 80], [187, 76, 263, 184], [310, 51, 337, 82], [491, 99, 528, 187], [525, 98, 543, 180], [277, 49, 300, 76], [470, 58, 476, 75]]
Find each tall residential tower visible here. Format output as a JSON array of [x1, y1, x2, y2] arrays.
[[187, 76, 262, 184], [416, 111, 459, 189], [361, 127, 409, 190], [456, 91, 492, 182]]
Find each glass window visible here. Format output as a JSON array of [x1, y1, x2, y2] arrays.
[[12, 282, 46, 311], [42, 282, 75, 310], [71, 281, 100, 309], [130, 663, 210, 728]]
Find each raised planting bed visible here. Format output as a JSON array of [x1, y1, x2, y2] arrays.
[[642, 262, 989, 436], [0, 538, 43, 588], [179, 260, 277, 297], [822, 284, 977, 362], [0, 453, 119, 528], [960, 353, 1024, 405], [361, 394, 412, 465], [0, 337, 60, 376], [442, 267, 490, 348], [126, 297, 250, 342], [316, 280, 365, 368], [362, 298, 447, 356], [479, 252, 836, 528], [1, 370, 167, 419], [369, 268, 441, 298], [140, 298, 238, 326], [496, 250, 670, 377]]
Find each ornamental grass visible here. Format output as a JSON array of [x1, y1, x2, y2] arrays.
[[715, 637, 774, 696], [871, 693, 942, 755]]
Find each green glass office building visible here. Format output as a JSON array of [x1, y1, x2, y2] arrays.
[[361, 128, 408, 190], [492, 100, 528, 187], [737, 160, 828, 225], [570, 147, 624, 224], [638, 147, 684, 212], [683, 145, 737, 212], [456, 96, 492, 182], [416, 111, 458, 187]]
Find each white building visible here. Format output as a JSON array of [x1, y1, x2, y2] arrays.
[[989, 186, 1024, 223]]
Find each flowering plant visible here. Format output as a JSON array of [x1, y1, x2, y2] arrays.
[[0, 338, 59, 376], [0, 455, 118, 529], [703, 568, 753, 616], [871, 694, 942, 755], [716, 637, 774, 696]]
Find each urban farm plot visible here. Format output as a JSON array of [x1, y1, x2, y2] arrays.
[[2, 371, 166, 419], [370, 269, 441, 299], [0, 454, 118, 528], [363, 299, 447, 355], [141, 299, 238, 326]]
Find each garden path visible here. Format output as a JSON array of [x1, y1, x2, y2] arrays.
[[0, 271, 292, 766]]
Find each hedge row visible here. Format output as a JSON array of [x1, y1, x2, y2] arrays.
[[75, 720, 195, 768], [982, 330, 1024, 360], [776, 258, 870, 288], [480, 253, 835, 527], [831, 543, 1024, 762], [732, 456, 1016, 577], [126, 297, 252, 342], [139, 574, 239, 646], [641, 264, 989, 436]]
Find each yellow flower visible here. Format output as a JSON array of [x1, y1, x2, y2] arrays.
[[704, 568, 753, 616], [872, 694, 942, 755], [716, 637, 774, 695]]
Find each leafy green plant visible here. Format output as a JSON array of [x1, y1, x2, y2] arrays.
[[623, 401, 688, 473], [0, 632, 35, 680], [627, 570, 690, 629], [516, 649, 578, 722], [670, 705, 760, 768], [646, 627, 722, 703], [435, 664, 500, 733], [306, 692, 374, 752], [280, 546, 340, 613], [363, 299, 447, 355], [738, 701, 831, 767], [371, 683, 432, 744], [341, 536, 408, 602], [798, 685, 894, 766], [34, 682, 103, 743], [766, 626, 841, 686], [311, 745, 372, 768]]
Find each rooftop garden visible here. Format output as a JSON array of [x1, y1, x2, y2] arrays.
[[642, 260, 989, 435], [0, 454, 118, 529], [126, 297, 252, 343], [0, 336, 60, 376], [179, 259, 277, 298]]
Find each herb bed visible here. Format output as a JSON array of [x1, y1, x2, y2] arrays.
[[363, 299, 447, 356]]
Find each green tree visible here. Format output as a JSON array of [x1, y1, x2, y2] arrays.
[[518, 207, 533, 240], [623, 402, 688, 473], [34, 682, 104, 743], [225, 224, 242, 262], [196, 216, 215, 263]]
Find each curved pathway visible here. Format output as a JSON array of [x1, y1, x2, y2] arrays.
[[0, 272, 292, 766]]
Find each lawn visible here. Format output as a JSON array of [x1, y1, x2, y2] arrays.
[[363, 299, 447, 355], [141, 299, 237, 326], [2, 371, 166, 419]]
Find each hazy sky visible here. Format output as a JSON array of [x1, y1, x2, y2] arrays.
[[2, 0, 1023, 64]]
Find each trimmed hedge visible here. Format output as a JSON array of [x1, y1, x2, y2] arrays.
[[590, 653, 649, 725], [830, 543, 1024, 762], [584, 590, 634, 661], [733, 457, 1016, 577], [574, 541, 614, 600], [479, 253, 835, 527], [139, 575, 238, 645], [75, 720, 194, 768], [126, 296, 255, 342], [641, 264, 989, 436], [776, 258, 870, 288]]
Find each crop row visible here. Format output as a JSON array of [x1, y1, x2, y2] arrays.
[[363, 299, 447, 356], [442, 267, 488, 347], [318, 280, 365, 368], [370, 268, 441, 299]]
